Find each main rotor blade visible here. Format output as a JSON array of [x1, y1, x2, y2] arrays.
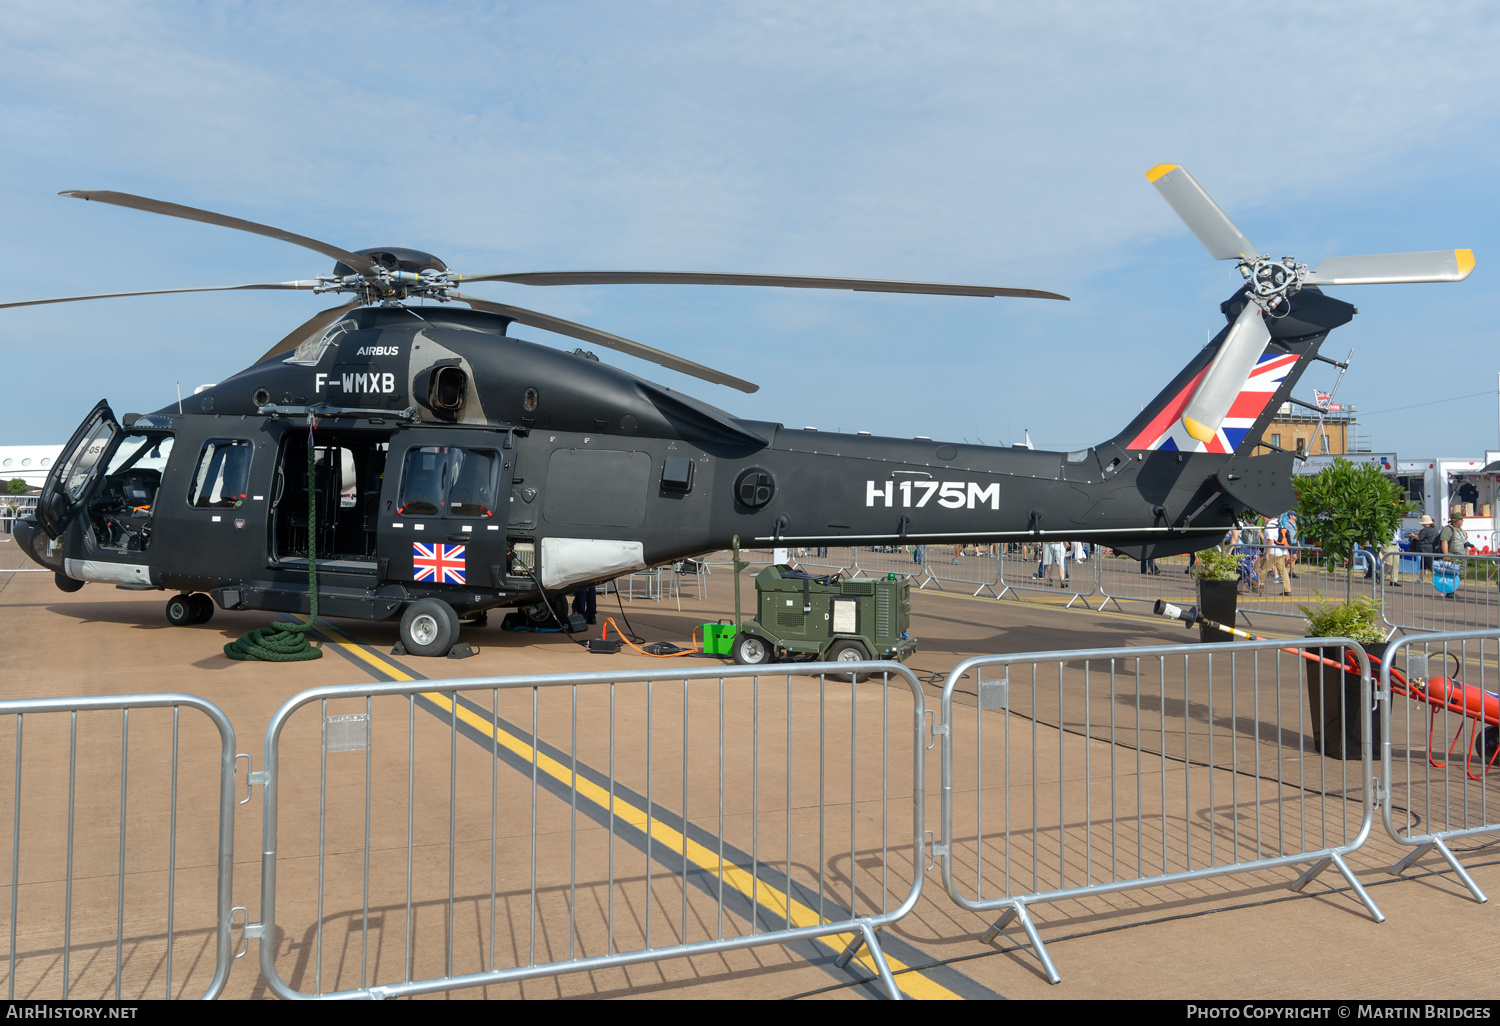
[[257, 300, 362, 363], [1303, 249, 1475, 285], [455, 294, 759, 394], [1180, 301, 1271, 444], [1146, 165, 1259, 261], [0, 281, 321, 310], [456, 270, 1068, 300], [60, 190, 377, 275]]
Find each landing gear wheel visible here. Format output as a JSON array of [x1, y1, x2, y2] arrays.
[[522, 596, 569, 627], [400, 599, 459, 657], [1474, 726, 1500, 775], [165, 594, 195, 627], [53, 573, 84, 594], [732, 632, 774, 667], [188, 593, 214, 625], [825, 640, 872, 682]]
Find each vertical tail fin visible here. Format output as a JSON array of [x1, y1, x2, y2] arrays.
[[1106, 288, 1354, 459]]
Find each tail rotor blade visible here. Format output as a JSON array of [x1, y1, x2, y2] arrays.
[[1146, 165, 1259, 261], [1304, 249, 1475, 286], [1180, 302, 1271, 444]]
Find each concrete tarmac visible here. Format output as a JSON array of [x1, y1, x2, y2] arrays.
[[0, 554, 1496, 1001]]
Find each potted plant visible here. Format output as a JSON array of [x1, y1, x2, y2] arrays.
[[1298, 595, 1387, 759], [1190, 546, 1242, 643], [1292, 458, 1408, 758]]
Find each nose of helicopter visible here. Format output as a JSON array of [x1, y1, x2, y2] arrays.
[[12, 517, 63, 572]]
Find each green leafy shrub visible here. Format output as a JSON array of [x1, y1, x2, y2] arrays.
[[1298, 594, 1385, 645], [1192, 547, 1241, 581], [6, 478, 26, 496], [1295, 457, 1410, 604]]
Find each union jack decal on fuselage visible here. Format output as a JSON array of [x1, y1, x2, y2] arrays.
[[1126, 352, 1297, 454], [413, 542, 466, 585]]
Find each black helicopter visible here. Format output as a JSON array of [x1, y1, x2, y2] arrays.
[[4, 166, 1472, 656]]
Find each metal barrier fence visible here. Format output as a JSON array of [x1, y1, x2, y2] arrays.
[[1092, 544, 1379, 627], [789, 546, 858, 575], [1375, 629, 1500, 903], [851, 545, 934, 584], [4, 634, 1498, 999], [253, 664, 929, 1000], [993, 544, 1094, 606], [937, 637, 1382, 983], [0, 693, 238, 1000], [1379, 552, 1500, 636]]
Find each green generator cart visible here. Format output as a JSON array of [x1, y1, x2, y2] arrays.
[[732, 565, 916, 679]]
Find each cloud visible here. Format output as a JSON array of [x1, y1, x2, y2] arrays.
[[1, 2, 1497, 452]]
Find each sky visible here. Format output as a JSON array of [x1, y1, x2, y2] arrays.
[[2, 2, 1498, 458]]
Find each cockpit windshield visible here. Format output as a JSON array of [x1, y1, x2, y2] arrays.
[[286, 318, 358, 366]]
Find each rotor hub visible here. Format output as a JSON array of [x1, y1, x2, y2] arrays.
[[1238, 255, 1307, 314]]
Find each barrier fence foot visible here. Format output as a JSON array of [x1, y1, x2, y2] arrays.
[[980, 902, 1061, 985], [833, 930, 864, 969], [834, 922, 902, 1000], [1389, 839, 1489, 904], [1387, 841, 1434, 877], [1290, 854, 1385, 922]]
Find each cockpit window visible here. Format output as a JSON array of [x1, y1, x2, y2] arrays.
[[447, 450, 498, 519], [190, 439, 253, 508], [397, 446, 498, 518], [285, 318, 358, 366]]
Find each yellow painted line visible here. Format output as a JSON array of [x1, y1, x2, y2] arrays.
[[307, 620, 959, 1000], [1456, 248, 1475, 278], [1145, 163, 1178, 182]]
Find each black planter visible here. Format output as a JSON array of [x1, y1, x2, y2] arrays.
[[1304, 641, 1387, 759], [1197, 579, 1239, 643]]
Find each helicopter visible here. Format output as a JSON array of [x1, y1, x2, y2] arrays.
[[4, 165, 1473, 657]]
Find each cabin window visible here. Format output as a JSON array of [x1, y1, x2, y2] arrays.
[[190, 440, 253, 508], [397, 446, 499, 518]]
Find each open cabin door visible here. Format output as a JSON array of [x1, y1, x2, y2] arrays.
[[37, 400, 119, 539], [378, 427, 514, 591]]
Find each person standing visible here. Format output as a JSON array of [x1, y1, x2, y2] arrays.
[[1281, 511, 1301, 578], [1263, 518, 1291, 595], [1042, 540, 1066, 585], [571, 585, 597, 626], [1412, 515, 1440, 582], [1440, 512, 1469, 559], [1381, 524, 1406, 587]]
